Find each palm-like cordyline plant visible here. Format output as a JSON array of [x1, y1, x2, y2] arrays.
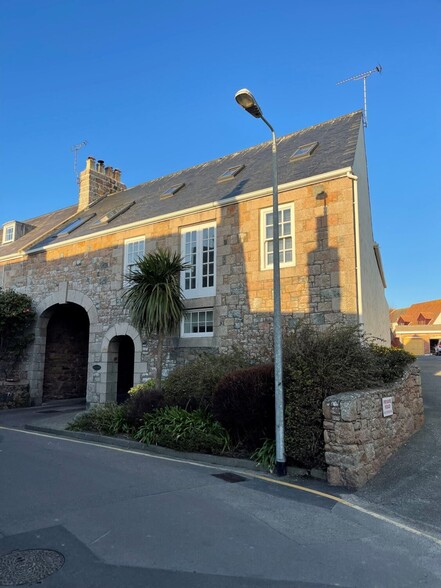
[[123, 249, 188, 389]]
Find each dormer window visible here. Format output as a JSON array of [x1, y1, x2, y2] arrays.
[[417, 314, 430, 325], [217, 164, 245, 183], [2, 222, 15, 243], [160, 183, 185, 200], [290, 142, 319, 161]]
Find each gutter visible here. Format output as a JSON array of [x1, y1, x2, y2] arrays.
[[2, 166, 353, 258]]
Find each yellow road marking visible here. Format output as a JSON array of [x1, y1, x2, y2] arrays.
[[2, 425, 441, 547]]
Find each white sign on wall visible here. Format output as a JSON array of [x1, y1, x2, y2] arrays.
[[382, 396, 393, 417]]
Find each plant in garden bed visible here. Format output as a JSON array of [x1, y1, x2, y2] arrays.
[[283, 322, 416, 471], [123, 249, 188, 390], [124, 384, 165, 430], [134, 406, 231, 454], [369, 344, 414, 383], [251, 439, 276, 473], [212, 363, 274, 451], [67, 403, 127, 436], [163, 350, 250, 411]]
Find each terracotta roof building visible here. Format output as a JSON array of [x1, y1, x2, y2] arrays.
[[390, 299, 441, 355]]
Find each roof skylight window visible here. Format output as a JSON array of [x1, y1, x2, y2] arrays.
[[95, 202, 135, 224], [290, 142, 319, 161], [217, 164, 245, 183], [57, 214, 95, 236], [160, 183, 185, 200]]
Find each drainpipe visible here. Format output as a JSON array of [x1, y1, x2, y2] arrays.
[[347, 172, 362, 327]]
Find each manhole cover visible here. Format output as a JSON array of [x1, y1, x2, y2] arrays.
[[0, 549, 64, 586], [212, 472, 247, 483]]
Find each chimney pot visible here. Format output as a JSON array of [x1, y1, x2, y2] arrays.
[[86, 156, 96, 170], [113, 169, 121, 182], [97, 160, 105, 173], [105, 166, 114, 177]]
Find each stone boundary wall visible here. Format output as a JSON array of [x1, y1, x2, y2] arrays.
[[322, 365, 424, 489]]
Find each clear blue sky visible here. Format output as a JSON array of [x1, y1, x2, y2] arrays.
[[1, 0, 440, 309]]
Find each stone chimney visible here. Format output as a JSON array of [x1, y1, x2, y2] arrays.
[[78, 156, 126, 211]]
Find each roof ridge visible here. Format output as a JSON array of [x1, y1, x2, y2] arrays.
[[123, 111, 363, 195]]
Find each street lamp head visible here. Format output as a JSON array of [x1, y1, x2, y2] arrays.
[[235, 88, 263, 119]]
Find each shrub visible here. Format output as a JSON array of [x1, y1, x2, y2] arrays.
[[134, 406, 230, 454], [251, 439, 276, 473], [162, 351, 250, 410], [212, 363, 274, 451], [370, 344, 415, 383], [283, 323, 396, 471], [67, 403, 126, 436], [0, 288, 35, 380], [124, 387, 165, 430], [128, 380, 156, 395]]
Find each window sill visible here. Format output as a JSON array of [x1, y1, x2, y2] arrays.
[[183, 296, 216, 309]]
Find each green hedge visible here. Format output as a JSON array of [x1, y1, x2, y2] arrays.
[[212, 364, 274, 451], [283, 323, 415, 471], [163, 351, 249, 410]]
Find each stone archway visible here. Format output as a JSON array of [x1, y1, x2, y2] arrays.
[[99, 324, 143, 404], [42, 303, 90, 400], [29, 286, 98, 405]]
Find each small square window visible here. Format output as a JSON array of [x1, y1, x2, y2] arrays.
[[290, 142, 318, 161], [217, 165, 245, 183], [182, 309, 214, 337], [160, 183, 185, 200]]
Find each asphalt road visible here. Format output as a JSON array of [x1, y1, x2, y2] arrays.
[[1, 421, 440, 587], [355, 356, 441, 535]]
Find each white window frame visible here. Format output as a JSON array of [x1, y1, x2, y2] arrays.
[[123, 236, 145, 284], [181, 308, 214, 338], [260, 203, 295, 271], [181, 222, 216, 298], [2, 223, 15, 244]]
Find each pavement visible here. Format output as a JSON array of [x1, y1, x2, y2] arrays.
[[1, 355, 440, 536]]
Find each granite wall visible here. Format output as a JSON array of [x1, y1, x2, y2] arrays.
[[323, 365, 424, 488]]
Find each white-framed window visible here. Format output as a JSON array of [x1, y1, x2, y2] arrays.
[[181, 309, 214, 337], [181, 223, 216, 298], [123, 237, 145, 283], [2, 223, 15, 244], [260, 203, 295, 270]]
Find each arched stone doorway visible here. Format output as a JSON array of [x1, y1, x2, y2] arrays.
[[113, 335, 135, 403], [99, 324, 142, 405], [42, 303, 90, 401]]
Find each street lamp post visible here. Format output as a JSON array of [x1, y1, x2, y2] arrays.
[[234, 89, 287, 476]]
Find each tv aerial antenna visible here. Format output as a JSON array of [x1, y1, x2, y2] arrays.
[[337, 65, 382, 128], [71, 140, 88, 187]]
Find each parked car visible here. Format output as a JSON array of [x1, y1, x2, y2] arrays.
[[435, 341, 441, 356]]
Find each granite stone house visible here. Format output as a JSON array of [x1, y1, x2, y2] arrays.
[[0, 110, 389, 406]]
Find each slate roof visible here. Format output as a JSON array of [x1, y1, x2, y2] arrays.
[[1, 111, 363, 257]]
